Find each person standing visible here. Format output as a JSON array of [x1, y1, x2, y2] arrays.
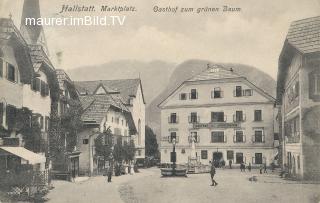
[[107, 165, 113, 182], [210, 162, 218, 186], [248, 162, 252, 172], [264, 163, 268, 173], [229, 159, 232, 169], [259, 164, 263, 174]]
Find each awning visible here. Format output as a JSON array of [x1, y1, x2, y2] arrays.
[[0, 147, 46, 164]]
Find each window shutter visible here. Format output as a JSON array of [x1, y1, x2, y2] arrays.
[[233, 134, 236, 143], [243, 134, 246, 142], [221, 91, 224, 98], [262, 133, 265, 143], [224, 134, 227, 143], [211, 91, 214, 99], [252, 157, 255, 164]]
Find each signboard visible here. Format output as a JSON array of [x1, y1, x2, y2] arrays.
[[193, 122, 240, 129]]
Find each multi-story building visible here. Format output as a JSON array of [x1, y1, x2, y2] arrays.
[[75, 79, 146, 159], [159, 65, 277, 167], [76, 86, 137, 175], [277, 16, 320, 180], [0, 0, 58, 187]]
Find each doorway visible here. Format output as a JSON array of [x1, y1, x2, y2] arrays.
[[212, 152, 223, 167]]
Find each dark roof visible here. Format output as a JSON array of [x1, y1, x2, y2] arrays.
[[74, 79, 142, 104], [20, 0, 43, 44], [286, 16, 320, 54], [80, 94, 129, 124], [277, 16, 320, 103]]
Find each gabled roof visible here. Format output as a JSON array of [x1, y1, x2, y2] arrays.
[[187, 64, 242, 82], [286, 16, 320, 54], [74, 79, 145, 104], [159, 64, 275, 108], [80, 94, 129, 124], [277, 16, 320, 103]]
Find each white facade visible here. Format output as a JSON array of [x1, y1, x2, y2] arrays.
[[159, 66, 277, 167], [129, 83, 146, 159]]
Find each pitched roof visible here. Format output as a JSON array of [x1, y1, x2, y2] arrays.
[[187, 64, 242, 82], [80, 94, 129, 124], [74, 79, 141, 104], [286, 16, 320, 54]]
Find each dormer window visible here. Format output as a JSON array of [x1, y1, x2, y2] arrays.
[[179, 93, 187, 100], [212, 87, 223, 98]]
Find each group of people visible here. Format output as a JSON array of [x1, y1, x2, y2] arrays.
[[105, 162, 137, 183]]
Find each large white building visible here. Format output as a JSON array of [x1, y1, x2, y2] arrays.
[[159, 65, 278, 167]]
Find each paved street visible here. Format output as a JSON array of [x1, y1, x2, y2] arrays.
[[46, 168, 320, 203]]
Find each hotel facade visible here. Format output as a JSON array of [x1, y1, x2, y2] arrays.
[[159, 65, 278, 167]]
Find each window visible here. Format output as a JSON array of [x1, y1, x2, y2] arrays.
[[83, 139, 89, 144], [0, 103, 3, 125], [255, 153, 263, 164], [254, 110, 262, 121], [189, 112, 198, 123], [0, 58, 3, 78], [181, 149, 185, 154], [254, 130, 264, 143], [32, 78, 41, 92], [40, 116, 44, 129], [235, 111, 244, 122], [45, 116, 49, 131], [235, 86, 242, 97], [211, 131, 225, 143], [190, 89, 198, 99], [236, 153, 243, 164], [297, 155, 300, 169], [227, 151, 234, 160], [41, 81, 46, 96], [6, 105, 16, 127], [7, 63, 15, 82], [235, 131, 244, 143], [212, 87, 222, 98], [211, 112, 225, 122], [138, 150, 141, 156], [189, 132, 199, 143], [201, 150, 208, 159], [121, 120, 124, 126], [170, 132, 177, 143], [180, 93, 187, 100], [115, 117, 120, 124], [169, 113, 178, 124], [243, 89, 253, 96]]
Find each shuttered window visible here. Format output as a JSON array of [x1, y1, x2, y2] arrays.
[[6, 105, 16, 127], [309, 70, 320, 101], [7, 63, 15, 82]]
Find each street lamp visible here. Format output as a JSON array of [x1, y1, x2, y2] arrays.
[[171, 138, 176, 176]]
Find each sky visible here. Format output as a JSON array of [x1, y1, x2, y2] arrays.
[[0, 0, 320, 79]]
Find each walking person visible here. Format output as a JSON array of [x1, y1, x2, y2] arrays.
[[229, 159, 232, 169], [210, 161, 218, 187], [264, 163, 268, 173], [259, 164, 263, 174]]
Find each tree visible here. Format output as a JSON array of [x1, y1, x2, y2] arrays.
[[94, 128, 113, 164], [145, 125, 159, 158]]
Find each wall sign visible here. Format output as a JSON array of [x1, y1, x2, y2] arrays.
[[193, 122, 240, 129]]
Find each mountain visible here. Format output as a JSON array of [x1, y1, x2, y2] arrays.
[[146, 59, 277, 139], [67, 59, 276, 141], [66, 60, 176, 104]]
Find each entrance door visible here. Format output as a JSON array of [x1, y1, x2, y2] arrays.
[[71, 157, 79, 178], [212, 152, 223, 167]]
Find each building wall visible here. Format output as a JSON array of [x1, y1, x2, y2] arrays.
[[160, 78, 276, 166], [281, 52, 320, 179], [130, 83, 146, 158]]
